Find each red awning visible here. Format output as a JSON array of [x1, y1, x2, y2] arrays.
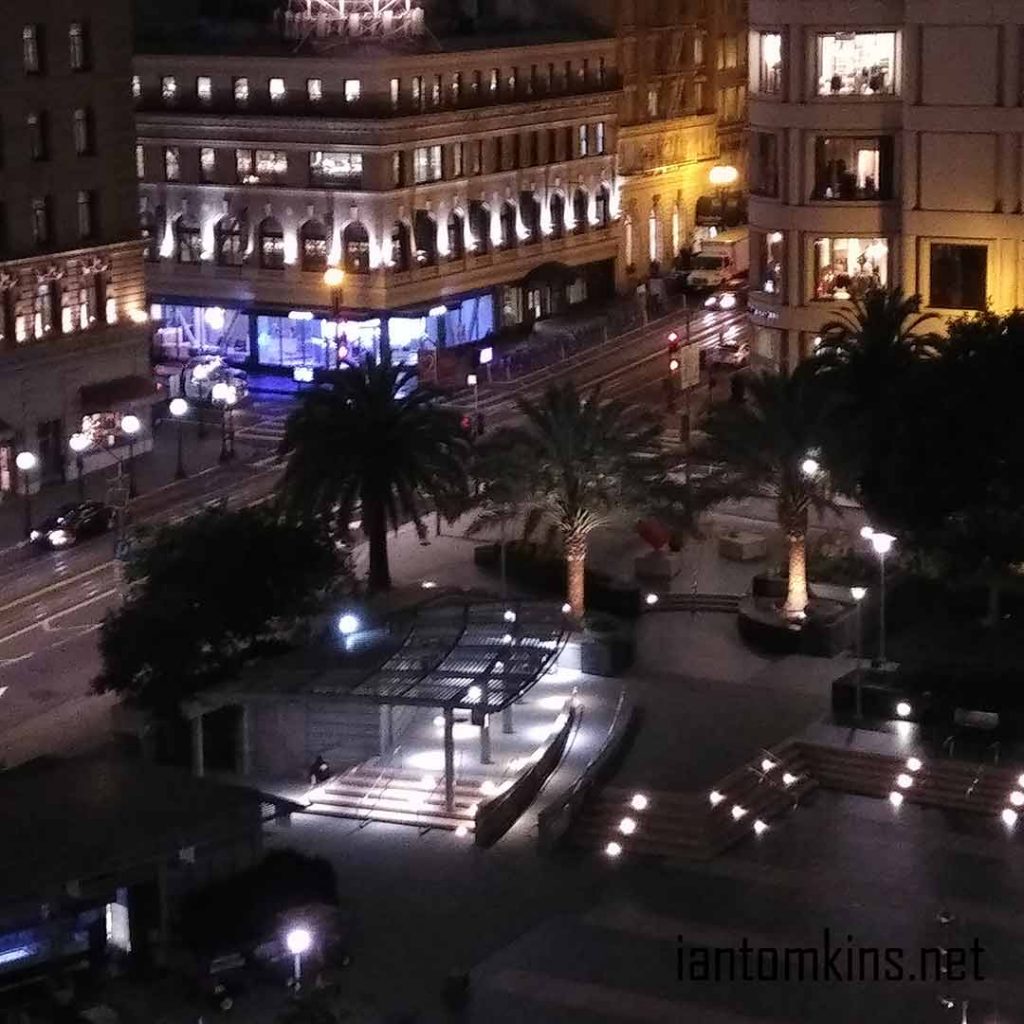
[[80, 375, 163, 414]]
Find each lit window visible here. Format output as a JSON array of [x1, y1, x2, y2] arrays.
[[489, 68, 498, 94], [135, 144, 145, 179], [307, 78, 323, 102], [413, 145, 443, 184], [432, 74, 442, 106], [236, 149, 288, 180], [814, 237, 889, 300], [161, 76, 177, 102], [131, 75, 141, 99], [269, 77, 286, 102], [77, 190, 94, 238], [451, 72, 462, 102], [69, 22, 88, 70], [757, 33, 783, 94], [595, 121, 606, 155], [23, 25, 40, 73], [309, 150, 363, 187], [197, 76, 212, 103], [578, 124, 589, 157], [760, 231, 784, 294], [411, 76, 423, 109], [164, 146, 180, 181], [344, 79, 360, 103], [73, 108, 91, 156], [817, 32, 897, 97], [200, 147, 216, 182], [507, 67, 518, 94], [234, 77, 249, 105], [813, 136, 893, 200], [452, 142, 464, 178], [390, 77, 400, 109], [647, 86, 658, 118]]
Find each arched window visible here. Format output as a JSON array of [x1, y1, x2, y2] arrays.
[[520, 192, 541, 244], [469, 201, 490, 254], [299, 219, 328, 272], [596, 186, 611, 228], [447, 211, 465, 260], [550, 193, 566, 239], [413, 210, 437, 266], [258, 216, 284, 269], [390, 221, 411, 271], [572, 189, 589, 235], [500, 202, 517, 250], [215, 217, 244, 266], [175, 215, 201, 263], [343, 222, 370, 274]]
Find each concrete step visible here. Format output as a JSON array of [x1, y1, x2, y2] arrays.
[[305, 801, 472, 831]]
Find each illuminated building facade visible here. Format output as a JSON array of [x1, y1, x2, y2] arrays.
[[749, 0, 1024, 371], [0, 0, 152, 496], [135, 3, 620, 373]]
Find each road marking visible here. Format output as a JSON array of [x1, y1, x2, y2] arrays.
[[0, 588, 118, 648]]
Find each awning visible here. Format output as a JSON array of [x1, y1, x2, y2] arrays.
[[80, 375, 163, 414]]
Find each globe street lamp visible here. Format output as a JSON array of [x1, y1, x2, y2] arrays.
[[120, 414, 142, 499], [708, 164, 739, 223], [15, 450, 37, 538], [211, 382, 237, 463], [68, 432, 91, 502], [169, 397, 189, 479], [801, 457, 820, 478], [862, 528, 896, 666], [285, 926, 312, 992], [324, 266, 345, 368], [850, 586, 867, 718]]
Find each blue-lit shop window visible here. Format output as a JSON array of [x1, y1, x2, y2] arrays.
[[256, 314, 336, 369]]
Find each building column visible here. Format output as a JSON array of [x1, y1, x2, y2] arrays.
[[191, 714, 204, 778], [238, 704, 252, 776], [443, 707, 455, 813], [479, 681, 492, 765], [502, 704, 514, 735], [379, 704, 394, 755]]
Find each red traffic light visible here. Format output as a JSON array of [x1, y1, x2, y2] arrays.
[[667, 331, 679, 344]]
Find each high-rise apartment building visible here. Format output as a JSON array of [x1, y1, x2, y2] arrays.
[[0, 0, 153, 497], [749, 0, 1024, 371]]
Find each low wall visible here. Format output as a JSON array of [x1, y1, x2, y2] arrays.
[[473, 699, 579, 848], [536, 690, 642, 854]]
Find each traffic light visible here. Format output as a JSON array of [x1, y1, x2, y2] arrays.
[[669, 357, 681, 373], [668, 332, 681, 374]]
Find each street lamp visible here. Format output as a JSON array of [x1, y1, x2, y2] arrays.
[[211, 382, 237, 463], [324, 266, 345, 368], [169, 397, 189, 480], [801, 457, 820, 478], [850, 586, 867, 718], [285, 926, 312, 992], [863, 529, 896, 666], [15, 450, 37, 538], [68, 433, 91, 502], [120, 414, 141, 499], [708, 164, 739, 224]]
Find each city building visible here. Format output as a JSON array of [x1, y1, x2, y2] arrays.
[[134, 0, 620, 377], [581, 0, 749, 285], [748, 0, 1024, 371], [0, 0, 154, 499]]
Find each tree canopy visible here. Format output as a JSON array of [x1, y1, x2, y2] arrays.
[[93, 507, 340, 714]]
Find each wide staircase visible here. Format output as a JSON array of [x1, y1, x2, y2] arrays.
[[304, 761, 487, 832], [798, 741, 1021, 818], [573, 739, 816, 861]]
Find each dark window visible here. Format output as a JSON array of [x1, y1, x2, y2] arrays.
[[258, 218, 284, 269], [215, 218, 244, 266], [176, 219, 202, 263], [300, 221, 328, 272], [27, 112, 48, 161], [812, 136, 894, 201], [31, 197, 50, 246], [343, 222, 370, 274], [68, 22, 89, 71], [750, 132, 779, 198], [929, 244, 987, 310], [23, 25, 42, 74], [73, 108, 93, 156]]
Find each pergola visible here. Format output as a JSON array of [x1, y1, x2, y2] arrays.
[[344, 600, 569, 809]]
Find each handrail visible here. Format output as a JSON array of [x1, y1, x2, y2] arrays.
[[358, 743, 404, 828]]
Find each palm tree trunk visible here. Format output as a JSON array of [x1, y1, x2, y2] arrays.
[[364, 498, 391, 592], [784, 532, 809, 618], [566, 536, 586, 620]]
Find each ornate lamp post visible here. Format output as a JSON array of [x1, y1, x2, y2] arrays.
[[169, 397, 189, 479], [120, 414, 142, 499], [15, 450, 37, 538], [285, 926, 313, 993], [68, 433, 92, 502], [324, 266, 345, 368], [861, 526, 896, 667], [850, 586, 867, 718], [211, 382, 237, 463]]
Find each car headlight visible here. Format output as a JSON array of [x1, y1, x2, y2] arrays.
[[704, 295, 719, 309], [48, 529, 70, 547], [29, 530, 41, 541], [719, 293, 737, 310]]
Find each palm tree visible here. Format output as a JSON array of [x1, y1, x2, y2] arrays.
[[699, 367, 834, 618], [812, 287, 939, 495], [474, 382, 664, 619], [278, 361, 469, 592]]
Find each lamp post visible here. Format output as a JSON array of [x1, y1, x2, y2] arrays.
[[211, 382, 237, 463], [68, 433, 91, 502], [15, 450, 37, 538], [120, 414, 141, 499], [285, 926, 312, 993], [169, 397, 189, 479], [324, 266, 345, 368], [850, 586, 867, 718], [862, 527, 895, 667], [708, 164, 739, 225]]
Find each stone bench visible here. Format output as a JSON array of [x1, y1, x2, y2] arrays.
[[718, 530, 768, 562]]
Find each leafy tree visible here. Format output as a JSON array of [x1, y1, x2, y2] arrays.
[[473, 382, 674, 618], [812, 287, 938, 497], [279, 361, 470, 592], [698, 366, 834, 617], [93, 508, 339, 713]]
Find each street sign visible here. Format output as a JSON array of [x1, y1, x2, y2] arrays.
[[679, 343, 701, 391]]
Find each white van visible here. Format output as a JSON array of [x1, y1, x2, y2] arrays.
[[687, 229, 750, 290]]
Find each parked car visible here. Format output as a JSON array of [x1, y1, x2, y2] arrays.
[[709, 339, 750, 368], [29, 501, 116, 549]]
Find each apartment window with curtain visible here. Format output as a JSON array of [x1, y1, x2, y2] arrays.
[[489, 68, 498, 94], [390, 78, 400, 109], [161, 76, 177, 102], [451, 71, 462, 103], [200, 147, 216, 182], [269, 77, 286, 103], [68, 22, 89, 70], [413, 145, 443, 184], [23, 25, 42, 74], [132, 75, 141, 99], [595, 122, 606, 155], [76, 190, 94, 239], [432, 74, 442, 106], [27, 113, 48, 161], [197, 76, 212, 103], [31, 197, 50, 246], [578, 124, 589, 157], [411, 76, 423, 110], [72, 108, 92, 156], [164, 146, 180, 181], [452, 142, 464, 178], [135, 144, 145, 179], [233, 77, 249, 105], [344, 79, 361, 103], [308, 78, 323, 102]]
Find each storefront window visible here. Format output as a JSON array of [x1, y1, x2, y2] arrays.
[[817, 32, 896, 97], [812, 137, 893, 200], [757, 32, 783, 94], [256, 314, 335, 368], [813, 237, 889, 300], [152, 303, 251, 362]]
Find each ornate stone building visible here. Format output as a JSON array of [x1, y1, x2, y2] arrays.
[[0, 0, 152, 497], [134, 2, 620, 373]]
